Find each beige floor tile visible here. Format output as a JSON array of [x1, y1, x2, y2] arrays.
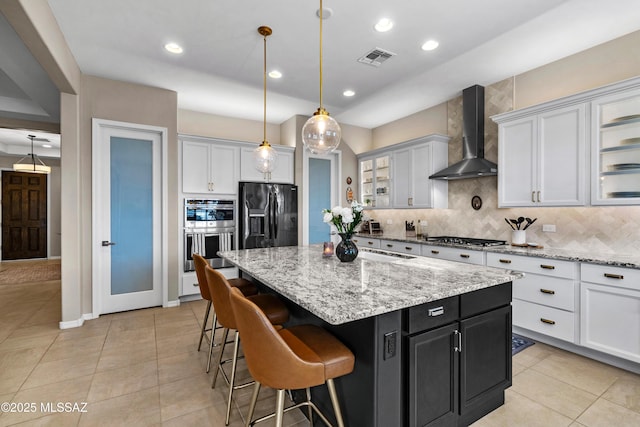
[[0, 375, 92, 426], [512, 359, 527, 376], [569, 423, 587, 427], [470, 389, 573, 427], [6, 323, 60, 339], [108, 315, 156, 333], [511, 341, 559, 368], [41, 335, 106, 363], [157, 351, 207, 385], [601, 371, 640, 413], [0, 346, 49, 394], [56, 322, 110, 342], [154, 318, 200, 341], [87, 359, 158, 403], [22, 351, 100, 390], [161, 404, 245, 427], [10, 411, 81, 426], [0, 333, 58, 353], [158, 374, 222, 421], [79, 386, 161, 427], [530, 352, 623, 395], [103, 327, 156, 349], [577, 397, 640, 427], [21, 306, 61, 327], [156, 331, 201, 360], [511, 369, 598, 419], [95, 341, 157, 372]]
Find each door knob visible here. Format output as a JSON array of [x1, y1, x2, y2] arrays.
[[101, 241, 116, 246]]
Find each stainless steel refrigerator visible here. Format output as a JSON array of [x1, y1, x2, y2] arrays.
[[239, 182, 298, 249]]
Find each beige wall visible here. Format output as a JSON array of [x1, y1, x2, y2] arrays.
[[80, 76, 179, 307], [372, 103, 448, 150]]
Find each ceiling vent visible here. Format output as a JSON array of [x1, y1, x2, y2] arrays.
[[357, 47, 396, 67]]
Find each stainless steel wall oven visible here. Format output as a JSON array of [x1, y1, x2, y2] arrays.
[[184, 199, 235, 272]]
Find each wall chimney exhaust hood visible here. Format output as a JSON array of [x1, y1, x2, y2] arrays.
[[429, 85, 497, 180]]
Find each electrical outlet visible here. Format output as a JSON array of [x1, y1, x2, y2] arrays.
[[383, 331, 397, 359], [542, 224, 556, 232], [386, 219, 393, 225]]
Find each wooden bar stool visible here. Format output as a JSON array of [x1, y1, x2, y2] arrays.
[[193, 253, 257, 373], [228, 287, 355, 427], [205, 264, 289, 425]]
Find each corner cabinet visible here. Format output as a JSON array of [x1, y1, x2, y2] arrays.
[[494, 103, 587, 207], [591, 86, 640, 205], [182, 138, 238, 194], [358, 134, 449, 209]]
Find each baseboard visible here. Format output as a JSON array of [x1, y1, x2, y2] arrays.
[[165, 299, 180, 308], [59, 317, 85, 329]]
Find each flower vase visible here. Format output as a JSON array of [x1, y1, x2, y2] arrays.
[[336, 233, 358, 262]]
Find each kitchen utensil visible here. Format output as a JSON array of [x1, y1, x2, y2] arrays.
[[505, 218, 515, 230], [517, 217, 525, 230], [523, 218, 537, 230], [510, 219, 519, 229]]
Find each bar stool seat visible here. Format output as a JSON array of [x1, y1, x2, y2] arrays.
[[205, 265, 290, 426], [229, 287, 355, 427], [193, 254, 258, 373]]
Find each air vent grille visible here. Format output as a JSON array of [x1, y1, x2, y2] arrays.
[[357, 47, 396, 67]]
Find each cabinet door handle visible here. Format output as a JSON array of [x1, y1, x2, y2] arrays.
[[431, 250, 440, 254], [454, 330, 462, 353], [405, 247, 413, 251], [193, 283, 199, 287], [499, 259, 512, 264], [460, 254, 470, 259], [408, 197, 413, 206], [540, 318, 556, 325], [540, 264, 555, 270], [540, 288, 555, 295], [428, 306, 444, 317], [604, 273, 624, 280], [532, 191, 535, 203], [537, 191, 541, 203], [386, 244, 393, 248]]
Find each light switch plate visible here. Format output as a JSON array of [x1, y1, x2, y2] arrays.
[[542, 224, 556, 232]]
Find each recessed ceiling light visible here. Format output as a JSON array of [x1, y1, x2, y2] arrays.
[[421, 40, 439, 51], [343, 90, 355, 97], [268, 70, 282, 79], [374, 18, 393, 33], [164, 42, 183, 54], [42, 144, 52, 148]]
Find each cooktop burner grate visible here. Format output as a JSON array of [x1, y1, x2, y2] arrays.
[[425, 236, 507, 247]]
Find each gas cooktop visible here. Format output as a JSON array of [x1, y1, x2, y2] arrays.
[[425, 236, 507, 247]]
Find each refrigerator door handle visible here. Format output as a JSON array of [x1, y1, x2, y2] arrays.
[[243, 200, 251, 243], [273, 193, 279, 240]]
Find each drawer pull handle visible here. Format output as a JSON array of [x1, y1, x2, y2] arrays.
[[540, 264, 555, 270], [540, 288, 555, 295], [405, 247, 413, 251], [460, 254, 470, 258], [499, 259, 511, 264], [428, 307, 444, 317], [431, 250, 440, 254], [540, 318, 556, 325], [193, 283, 199, 287], [368, 241, 374, 245], [386, 244, 393, 248], [604, 273, 624, 280]]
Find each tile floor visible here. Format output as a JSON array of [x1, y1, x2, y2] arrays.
[[0, 261, 638, 426]]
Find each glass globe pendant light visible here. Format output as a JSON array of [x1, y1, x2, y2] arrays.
[[253, 25, 278, 181], [302, 0, 341, 155]]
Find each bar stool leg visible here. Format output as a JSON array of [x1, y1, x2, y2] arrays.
[[206, 312, 218, 373], [274, 389, 286, 427], [212, 328, 229, 389], [225, 331, 241, 425], [197, 301, 212, 351], [326, 379, 345, 427], [305, 387, 313, 425], [245, 382, 261, 427]]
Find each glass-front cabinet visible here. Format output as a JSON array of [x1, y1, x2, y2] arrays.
[[592, 87, 640, 205], [359, 154, 391, 208]]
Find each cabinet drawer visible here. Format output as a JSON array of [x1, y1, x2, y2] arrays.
[[422, 245, 485, 265], [460, 283, 512, 318], [486, 252, 576, 279], [581, 263, 640, 290], [352, 237, 380, 249], [407, 296, 459, 334], [380, 239, 421, 255], [181, 272, 201, 296], [514, 275, 576, 311], [512, 299, 575, 342]]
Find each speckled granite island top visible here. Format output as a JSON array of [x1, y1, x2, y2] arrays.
[[219, 245, 522, 325]]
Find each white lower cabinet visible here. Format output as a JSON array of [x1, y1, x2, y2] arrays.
[[380, 239, 421, 255], [487, 252, 578, 343], [580, 264, 640, 363], [352, 236, 381, 249], [421, 245, 485, 265], [181, 267, 239, 297]]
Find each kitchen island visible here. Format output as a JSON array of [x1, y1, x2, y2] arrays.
[[219, 245, 523, 427]]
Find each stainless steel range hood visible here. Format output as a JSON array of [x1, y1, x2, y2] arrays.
[[429, 85, 497, 180]]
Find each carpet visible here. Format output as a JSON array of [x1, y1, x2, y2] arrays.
[[0, 261, 61, 285], [512, 334, 535, 355]]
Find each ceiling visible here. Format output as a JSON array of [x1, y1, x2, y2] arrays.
[[2, 0, 640, 153]]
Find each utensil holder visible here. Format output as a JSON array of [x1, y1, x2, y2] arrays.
[[511, 230, 526, 245]]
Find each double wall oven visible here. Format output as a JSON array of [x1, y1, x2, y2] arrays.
[[184, 199, 235, 272]]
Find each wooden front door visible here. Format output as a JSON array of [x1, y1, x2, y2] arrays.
[[2, 171, 48, 260]]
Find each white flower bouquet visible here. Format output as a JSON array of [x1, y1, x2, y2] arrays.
[[322, 201, 365, 235]]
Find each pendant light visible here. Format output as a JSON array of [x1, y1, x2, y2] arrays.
[[13, 134, 51, 174], [301, 0, 341, 155], [253, 25, 278, 182]]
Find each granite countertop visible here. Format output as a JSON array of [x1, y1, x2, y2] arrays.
[[219, 245, 522, 325], [355, 232, 640, 270]]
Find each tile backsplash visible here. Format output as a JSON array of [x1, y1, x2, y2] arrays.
[[363, 78, 640, 255]]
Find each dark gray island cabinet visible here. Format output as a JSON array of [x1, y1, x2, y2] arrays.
[[219, 246, 520, 427]]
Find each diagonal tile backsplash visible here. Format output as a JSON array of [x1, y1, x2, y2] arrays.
[[365, 78, 640, 255]]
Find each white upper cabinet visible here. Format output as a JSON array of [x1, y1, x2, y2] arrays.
[[182, 138, 238, 194], [359, 154, 391, 208], [239, 146, 294, 184]]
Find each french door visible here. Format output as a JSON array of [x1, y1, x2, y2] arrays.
[[92, 119, 167, 315]]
